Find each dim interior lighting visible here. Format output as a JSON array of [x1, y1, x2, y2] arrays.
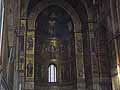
[[117, 64, 120, 80]]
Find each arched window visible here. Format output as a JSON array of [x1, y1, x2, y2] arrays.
[[48, 64, 56, 82]]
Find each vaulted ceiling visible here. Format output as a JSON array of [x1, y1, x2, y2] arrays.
[[27, 0, 93, 23], [27, 0, 93, 14], [28, 0, 93, 9]]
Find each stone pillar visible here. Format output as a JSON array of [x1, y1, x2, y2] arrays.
[[110, 0, 120, 89]]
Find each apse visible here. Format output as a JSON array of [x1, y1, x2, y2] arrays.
[[34, 5, 77, 90]]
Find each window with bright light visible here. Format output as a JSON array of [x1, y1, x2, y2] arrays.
[[48, 64, 57, 83], [0, 0, 4, 55]]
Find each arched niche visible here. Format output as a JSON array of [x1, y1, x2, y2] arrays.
[[34, 5, 77, 88], [26, 0, 92, 90]]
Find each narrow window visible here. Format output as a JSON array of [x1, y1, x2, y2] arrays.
[[0, 0, 4, 55], [48, 64, 56, 82]]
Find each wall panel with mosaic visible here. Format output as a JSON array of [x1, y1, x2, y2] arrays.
[[18, 20, 26, 71], [25, 31, 35, 80]]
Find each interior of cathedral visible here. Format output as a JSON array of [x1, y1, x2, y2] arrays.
[[0, 0, 120, 90]]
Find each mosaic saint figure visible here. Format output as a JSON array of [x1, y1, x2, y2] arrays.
[[20, 23, 25, 35], [27, 61, 33, 77], [27, 36, 33, 50], [48, 12, 56, 37], [19, 58, 24, 70]]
